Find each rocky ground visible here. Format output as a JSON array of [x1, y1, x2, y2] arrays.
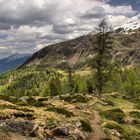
[[0, 93, 140, 140]]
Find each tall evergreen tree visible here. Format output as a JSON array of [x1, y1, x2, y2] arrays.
[[67, 65, 74, 93], [89, 19, 113, 97]]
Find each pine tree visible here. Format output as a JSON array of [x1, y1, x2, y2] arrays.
[[89, 19, 113, 97], [67, 65, 74, 93]]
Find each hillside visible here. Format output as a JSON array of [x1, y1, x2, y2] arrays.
[[22, 28, 140, 69], [0, 53, 31, 73]]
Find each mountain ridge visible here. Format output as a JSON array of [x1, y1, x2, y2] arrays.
[[21, 28, 140, 69], [0, 53, 32, 73]]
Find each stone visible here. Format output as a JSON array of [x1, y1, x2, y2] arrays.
[[76, 122, 81, 128], [109, 129, 121, 138], [52, 126, 69, 136], [73, 128, 86, 140]]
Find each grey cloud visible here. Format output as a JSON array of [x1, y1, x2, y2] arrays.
[[0, 1, 58, 29], [0, 23, 11, 30], [79, 7, 106, 20], [0, 0, 138, 59], [42, 34, 68, 41], [52, 24, 76, 34]]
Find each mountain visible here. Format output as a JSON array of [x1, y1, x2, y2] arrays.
[[0, 53, 32, 73], [22, 28, 140, 69], [117, 19, 140, 33]]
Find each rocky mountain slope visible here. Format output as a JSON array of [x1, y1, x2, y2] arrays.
[[0, 53, 31, 73], [22, 28, 140, 69]]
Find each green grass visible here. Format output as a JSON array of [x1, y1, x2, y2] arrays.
[[129, 111, 140, 119], [46, 106, 74, 117], [104, 121, 140, 140]]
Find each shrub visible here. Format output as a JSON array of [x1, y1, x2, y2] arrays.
[[18, 97, 44, 107], [26, 97, 44, 107], [100, 108, 126, 123], [46, 106, 74, 117], [60, 94, 88, 103], [104, 121, 140, 139], [49, 77, 62, 96], [12, 112, 34, 119], [132, 119, 140, 128], [129, 111, 140, 119], [17, 107, 34, 112], [122, 126, 140, 140], [134, 102, 140, 109], [80, 120, 92, 132], [103, 121, 124, 134]]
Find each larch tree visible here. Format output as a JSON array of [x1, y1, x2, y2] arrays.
[[89, 19, 113, 97]]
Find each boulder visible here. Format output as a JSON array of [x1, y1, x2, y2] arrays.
[[52, 126, 69, 136], [0, 119, 35, 136]]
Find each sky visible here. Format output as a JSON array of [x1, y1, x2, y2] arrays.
[[0, 0, 140, 58]]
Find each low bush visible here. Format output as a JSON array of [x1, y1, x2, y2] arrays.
[[60, 94, 88, 103], [80, 120, 92, 132], [104, 121, 140, 140], [129, 111, 140, 119], [100, 108, 126, 123], [46, 106, 74, 117], [103, 121, 124, 134], [18, 97, 44, 107]]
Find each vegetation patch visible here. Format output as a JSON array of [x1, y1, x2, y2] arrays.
[[46, 106, 74, 117], [0, 95, 18, 104], [80, 120, 92, 132], [101, 98, 115, 106], [132, 119, 140, 128], [104, 121, 140, 140], [122, 125, 140, 140], [16, 107, 34, 112], [12, 112, 34, 120], [129, 111, 140, 119], [100, 108, 126, 123], [134, 101, 140, 109], [0, 128, 10, 139], [60, 94, 89, 103], [103, 121, 124, 134], [0, 103, 17, 110], [19, 97, 44, 107], [0, 112, 10, 120]]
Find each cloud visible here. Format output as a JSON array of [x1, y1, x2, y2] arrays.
[[35, 43, 47, 51], [0, 0, 139, 58], [79, 7, 106, 19]]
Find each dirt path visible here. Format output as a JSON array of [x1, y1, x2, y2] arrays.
[[88, 110, 106, 140]]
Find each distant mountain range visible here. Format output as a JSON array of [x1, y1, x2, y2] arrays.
[[0, 53, 32, 73]]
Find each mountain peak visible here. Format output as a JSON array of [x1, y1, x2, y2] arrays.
[[115, 19, 140, 34]]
